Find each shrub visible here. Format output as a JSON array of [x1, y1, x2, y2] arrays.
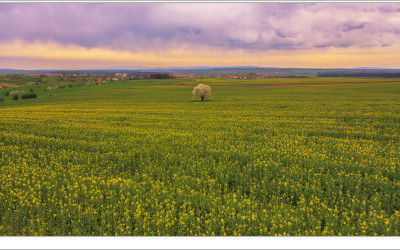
[[29, 88, 34, 93], [21, 93, 37, 99], [13, 94, 19, 100], [4, 91, 10, 96], [9, 90, 20, 96], [0, 98, 3, 102], [69, 84, 72, 88], [193, 84, 212, 101]]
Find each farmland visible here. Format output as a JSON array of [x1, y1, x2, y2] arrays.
[[157, 77, 400, 86], [0, 78, 399, 235]]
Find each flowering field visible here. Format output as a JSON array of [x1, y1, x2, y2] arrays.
[[0, 80, 399, 235]]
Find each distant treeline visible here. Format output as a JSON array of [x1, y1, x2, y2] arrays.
[[317, 71, 400, 78], [149, 73, 175, 79]]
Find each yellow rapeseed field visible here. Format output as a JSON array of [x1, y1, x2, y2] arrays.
[[0, 81, 399, 235]]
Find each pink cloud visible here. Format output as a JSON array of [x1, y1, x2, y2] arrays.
[[1, 2, 400, 52]]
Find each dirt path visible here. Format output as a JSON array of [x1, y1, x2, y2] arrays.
[[160, 81, 400, 87]]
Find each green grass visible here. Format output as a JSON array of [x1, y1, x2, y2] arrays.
[[0, 79, 172, 107], [0, 79, 399, 235]]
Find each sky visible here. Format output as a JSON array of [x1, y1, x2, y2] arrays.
[[2, 2, 400, 70]]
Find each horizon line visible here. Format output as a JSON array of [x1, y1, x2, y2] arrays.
[[2, 66, 400, 71]]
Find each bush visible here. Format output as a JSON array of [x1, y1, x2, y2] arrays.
[[0, 98, 4, 102], [44, 84, 67, 91], [13, 95, 19, 100], [69, 84, 72, 88], [21, 93, 37, 99], [29, 88, 34, 93], [9, 90, 20, 96], [4, 91, 9, 96]]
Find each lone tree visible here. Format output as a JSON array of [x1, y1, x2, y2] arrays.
[[193, 84, 211, 101]]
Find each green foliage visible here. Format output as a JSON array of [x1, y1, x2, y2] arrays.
[[68, 83, 83, 88], [21, 93, 37, 99], [150, 73, 174, 79], [12, 94, 18, 100]]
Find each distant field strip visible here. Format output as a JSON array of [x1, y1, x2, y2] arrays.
[[158, 78, 400, 87], [162, 81, 400, 87]]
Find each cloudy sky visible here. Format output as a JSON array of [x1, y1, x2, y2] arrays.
[[2, 2, 400, 69]]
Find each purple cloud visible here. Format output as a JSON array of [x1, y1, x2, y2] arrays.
[[1, 2, 400, 52]]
